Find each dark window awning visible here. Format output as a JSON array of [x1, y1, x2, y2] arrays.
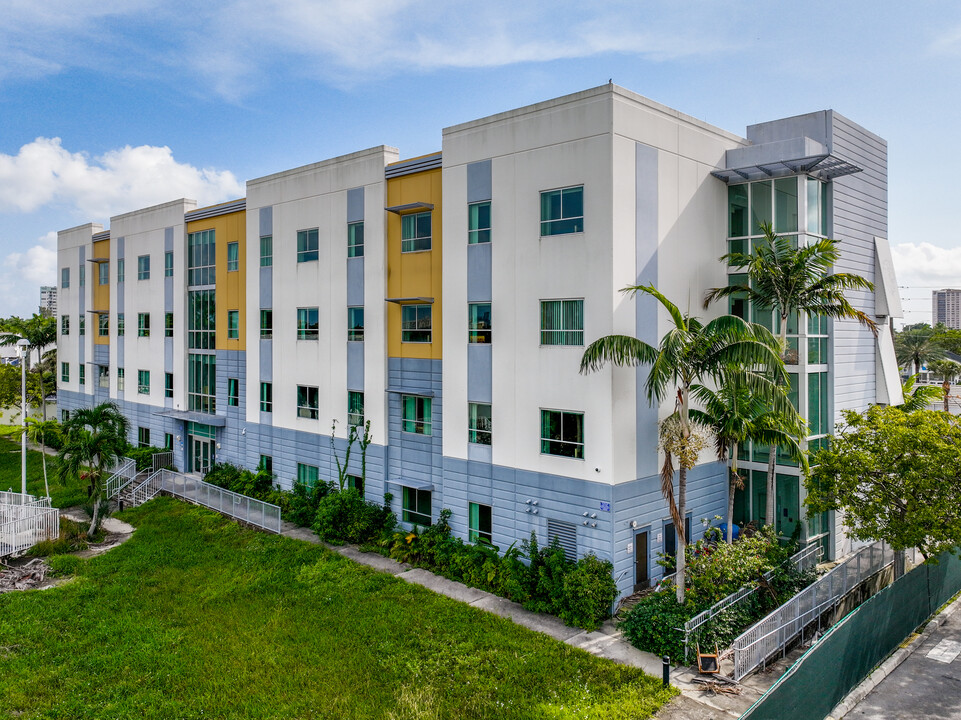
[[385, 388, 434, 397], [390, 478, 434, 491], [154, 409, 227, 427], [385, 202, 434, 214], [86, 309, 109, 314], [385, 297, 434, 304], [712, 154, 862, 183], [85, 257, 110, 263]]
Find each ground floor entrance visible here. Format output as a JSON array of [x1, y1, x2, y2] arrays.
[[186, 421, 216, 475]]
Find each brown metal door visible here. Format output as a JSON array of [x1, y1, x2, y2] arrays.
[[634, 531, 649, 592]]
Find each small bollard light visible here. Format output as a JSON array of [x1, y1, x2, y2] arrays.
[[662, 655, 670, 687]]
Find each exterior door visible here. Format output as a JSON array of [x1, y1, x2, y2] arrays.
[[190, 436, 213, 475], [634, 531, 649, 592]]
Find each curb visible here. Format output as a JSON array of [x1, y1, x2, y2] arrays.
[[827, 591, 961, 719]]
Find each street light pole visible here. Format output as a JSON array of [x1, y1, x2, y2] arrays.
[[17, 338, 30, 495]]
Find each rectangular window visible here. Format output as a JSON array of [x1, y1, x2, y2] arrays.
[[165, 372, 173, 399], [138, 313, 150, 337], [808, 372, 830, 437], [99, 262, 109, 285], [774, 177, 798, 233], [117, 258, 125, 283], [138, 427, 150, 448], [61, 316, 69, 335], [226, 242, 238, 272], [402, 395, 431, 435], [297, 228, 319, 263], [260, 455, 272, 474], [468, 201, 491, 244], [260, 235, 272, 267], [79, 266, 85, 287], [117, 313, 125, 336], [347, 222, 364, 258], [138, 369, 150, 395], [98, 365, 109, 388], [347, 474, 364, 494], [138, 254, 150, 280], [61, 409, 70, 423], [79, 317, 85, 336], [468, 303, 491, 343], [401, 304, 431, 343], [401, 212, 431, 252], [165, 433, 173, 450], [165, 312, 173, 338], [751, 180, 772, 235], [540, 299, 583, 346], [61, 362, 69, 383], [187, 354, 216, 413], [61, 267, 70, 288], [297, 385, 319, 419], [540, 186, 583, 236], [540, 409, 584, 459], [117, 367, 124, 391], [260, 382, 272, 412], [260, 309, 272, 339], [98, 313, 109, 337], [227, 377, 239, 407], [348, 391, 364, 426], [164, 251, 174, 277], [469, 502, 493, 544], [78, 365, 85, 386], [729, 184, 749, 237], [347, 307, 364, 342], [188, 289, 215, 349], [808, 313, 829, 365], [187, 229, 215, 286], [297, 463, 319, 487], [402, 487, 432, 526], [297, 307, 319, 340], [227, 310, 239, 339], [468, 403, 492, 445]]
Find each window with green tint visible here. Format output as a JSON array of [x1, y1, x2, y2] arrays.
[[737, 442, 750, 462], [821, 182, 829, 237], [260, 455, 272, 474], [751, 469, 768, 526], [808, 337, 828, 364], [348, 391, 364, 426], [260, 235, 272, 266], [728, 237, 749, 260], [347, 222, 364, 257], [61, 362, 69, 383], [401, 212, 431, 252], [297, 385, 319, 419], [297, 463, 319, 487], [297, 307, 318, 340], [297, 229, 319, 262], [187, 354, 216, 413], [469, 502, 492, 543], [79, 266, 85, 286], [117, 313, 124, 336], [402, 395, 431, 435], [540, 186, 583, 236], [468, 303, 491, 343], [78, 317, 85, 335], [540, 409, 584, 458], [187, 229, 215, 286], [61, 315, 69, 335], [165, 433, 173, 450], [227, 377, 238, 407], [775, 473, 800, 538], [401, 305, 431, 343], [468, 201, 491, 244], [808, 372, 829, 436], [540, 299, 583, 345], [61, 267, 70, 288], [99, 262, 109, 285], [784, 337, 799, 365], [260, 382, 272, 412], [165, 251, 174, 277], [78, 366, 84, 385], [137, 313, 149, 337], [347, 307, 364, 341], [347, 474, 363, 494], [165, 312, 173, 338], [98, 365, 109, 388], [138, 427, 150, 448], [774, 177, 798, 233], [138, 369, 150, 395], [188, 289, 216, 349], [117, 258, 124, 282], [728, 184, 749, 237], [807, 178, 821, 234], [98, 313, 109, 336], [468, 403, 492, 445], [728, 273, 749, 319], [403, 487, 432, 526], [165, 372, 173, 399], [751, 181, 772, 235], [226, 242, 239, 272], [752, 442, 770, 464], [137, 255, 150, 280], [807, 312, 828, 336], [260, 309, 272, 339], [117, 367, 124, 391], [227, 310, 239, 339]]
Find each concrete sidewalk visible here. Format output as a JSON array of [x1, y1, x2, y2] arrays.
[[280, 521, 756, 719]]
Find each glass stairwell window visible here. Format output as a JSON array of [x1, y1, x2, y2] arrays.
[[540, 186, 583, 236], [401, 212, 431, 252]]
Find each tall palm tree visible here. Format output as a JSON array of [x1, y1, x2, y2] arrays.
[[689, 379, 807, 543], [57, 402, 130, 536], [927, 359, 961, 412], [26, 417, 60, 498], [704, 224, 876, 525], [895, 327, 945, 377], [580, 284, 786, 603], [0, 314, 58, 420]]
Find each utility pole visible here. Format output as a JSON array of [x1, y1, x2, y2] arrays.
[[17, 338, 30, 495]]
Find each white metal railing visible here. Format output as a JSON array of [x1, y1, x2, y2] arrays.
[[682, 543, 822, 662], [731, 539, 893, 680], [130, 468, 165, 506], [104, 458, 138, 499], [0, 506, 59, 558], [157, 470, 282, 534], [151, 452, 174, 473], [0, 491, 51, 509]]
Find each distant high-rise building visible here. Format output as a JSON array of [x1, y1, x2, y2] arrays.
[[39, 286, 57, 318], [932, 289, 961, 329]]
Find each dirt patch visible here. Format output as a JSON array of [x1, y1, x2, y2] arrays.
[[0, 558, 61, 593]]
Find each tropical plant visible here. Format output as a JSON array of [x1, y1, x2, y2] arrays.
[[900, 374, 943, 413], [580, 284, 786, 602], [927, 359, 961, 412], [25, 417, 60, 498], [704, 223, 875, 525], [0, 314, 57, 420], [894, 326, 944, 376], [57, 402, 130, 536]]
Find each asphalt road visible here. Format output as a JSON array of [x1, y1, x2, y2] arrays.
[[846, 602, 961, 719]]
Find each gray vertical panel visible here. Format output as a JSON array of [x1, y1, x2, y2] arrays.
[[346, 257, 365, 306], [260, 340, 272, 380], [466, 344, 492, 403], [260, 267, 272, 308], [466, 244, 492, 302], [259, 207, 272, 236], [78, 246, 85, 370], [467, 160, 492, 203], [164, 277, 173, 312], [164, 339, 173, 378], [635, 143, 659, 479], [347, 187, 365, 222], [117, 236, 124, 314], [347, 343, 365, 391], [164, 227, 173, 251]]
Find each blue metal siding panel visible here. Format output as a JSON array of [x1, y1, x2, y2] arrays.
[[346, 257, 364, 307], [466, 160, 492, 203], [466, 344, 492, 403], [259, 267, 272, 309], [259, 206, 272, 237], [346, 342, 364, 391], [347, 187, 365, 223], [466, 243, 492, 302]]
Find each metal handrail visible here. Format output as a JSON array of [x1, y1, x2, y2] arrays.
[[158, 470, 282, 534], [129, 468, 165, 506], [104, 458, 138, 499], [0, 506, 59, 558]]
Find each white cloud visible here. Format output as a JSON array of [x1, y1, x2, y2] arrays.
[[930, 24, 961, 55], [890, 242, 961, 326], [0, 137, 243, 219]]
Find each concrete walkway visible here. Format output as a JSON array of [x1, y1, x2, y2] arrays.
[[280, 521, 755, 719]]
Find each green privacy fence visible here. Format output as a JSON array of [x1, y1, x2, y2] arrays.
[[741, 550, 961, 720]]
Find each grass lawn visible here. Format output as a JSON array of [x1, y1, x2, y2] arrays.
[[0, 432, 87, 508], [0, 499, 675, 719]]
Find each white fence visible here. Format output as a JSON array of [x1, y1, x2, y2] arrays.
[[0, 492, 59, 558], [104, 458, 138, 499], [731, 539, 894, 680]]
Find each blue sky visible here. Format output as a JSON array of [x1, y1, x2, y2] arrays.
[[1, 1, 960, 324]]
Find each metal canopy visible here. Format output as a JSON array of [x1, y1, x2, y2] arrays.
[[385, 388, 435, 397], [85, 309, 109, 314], [390, 478, 434, 491], [385, 296, 434, 304], [154, 409, 227, 427], [385, 202, 434, 214], [712, 154, 862, 183], [85, 257, 110, 263]]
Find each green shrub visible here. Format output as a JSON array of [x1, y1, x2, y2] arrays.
[[313, 488, 395, 544], [125, 446, 171, 472], [283, 479, 335, 526], [561, 555, 619, 631], [26, 517, 90, 556], [619, 590, 695, 661], [47, 554, 84, 577]]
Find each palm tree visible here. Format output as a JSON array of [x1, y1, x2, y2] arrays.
[[899, 374, 943, 413], [704, 224, 876, 525], [580, 284, 786, 603], [26, 418, 60, 498], [895, 327, 945, 377], [0, 314, 58, 420], [689, 379, 807, 544], [926, 359, 961, 412], [57, 402, 130, 536]]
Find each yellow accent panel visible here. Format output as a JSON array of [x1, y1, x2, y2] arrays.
[[92, 239, 110, 346], [386, 167, 442, 360], [188, 210, 246, 351]]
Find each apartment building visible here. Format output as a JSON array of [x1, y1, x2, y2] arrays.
[[39, 285, 57, 317], [932, 289, 961, 329], [57, 85, 902, 598]]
